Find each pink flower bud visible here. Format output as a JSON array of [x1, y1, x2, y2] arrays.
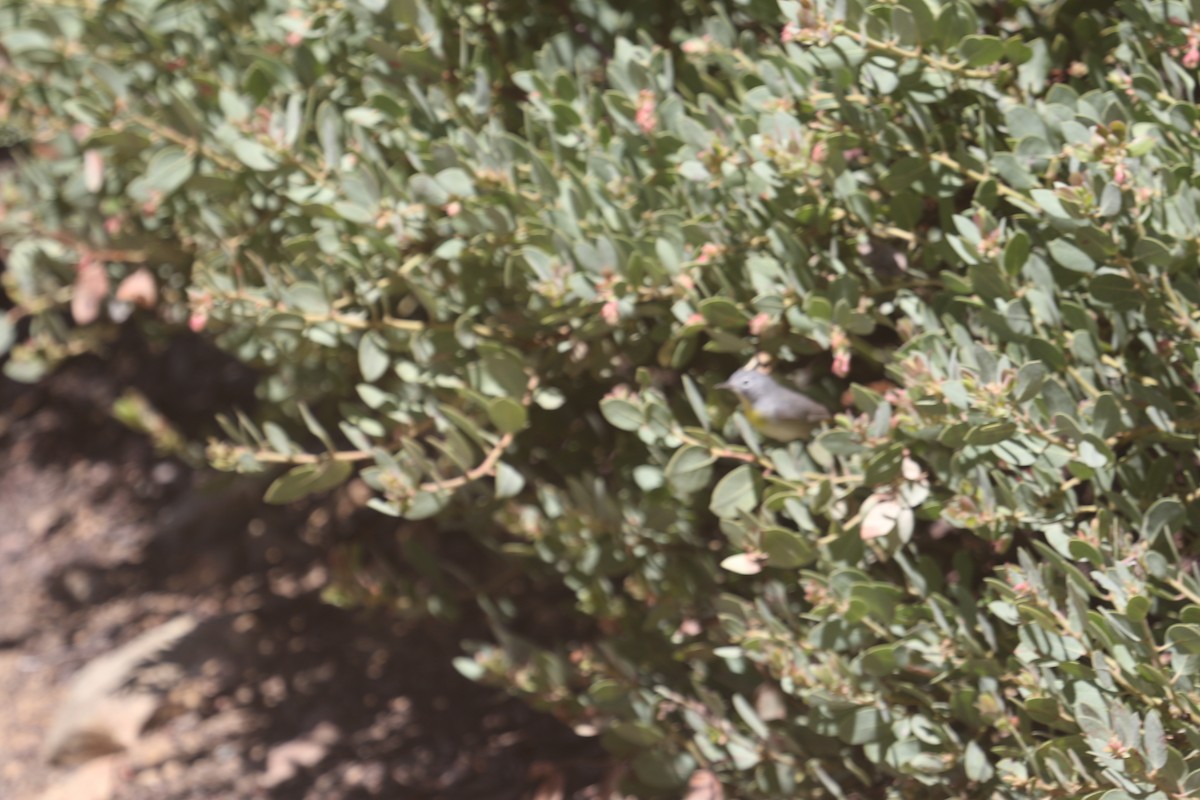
[[635, 90, 657, 135], [832, 350, 851, 378], [601, 300, 620, 325], [83, 150, 105, 193], [697, 243, 724, 264]]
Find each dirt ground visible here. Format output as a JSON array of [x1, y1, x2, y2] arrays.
[[0, 331, 610, 800]]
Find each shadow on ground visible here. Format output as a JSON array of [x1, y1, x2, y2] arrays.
[[0, 332, 609, 800]]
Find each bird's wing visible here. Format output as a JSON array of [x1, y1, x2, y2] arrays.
[[775, 390, 831, 422]]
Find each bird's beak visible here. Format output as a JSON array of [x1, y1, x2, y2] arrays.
[[714, 381, 731, 391]]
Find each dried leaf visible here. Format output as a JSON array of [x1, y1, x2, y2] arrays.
[[901, 456, 925, 482], [754, 683, 787, 722], [861, 495, 904, 540], [115, 268, 157, 308], [720, 552, 764, 575]]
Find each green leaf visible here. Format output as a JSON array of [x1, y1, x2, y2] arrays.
[[143, 146, 194, 195], [1024, 697, 1060, 724], [1144, 709, 1167, 771], [286, 282, 330, 314], [480, 348, 528, 398], [709, 464, 757, 519], [1004, 38, 1033, 65], [1014, 361, 1048, 402], [881, 156, 929, 191], [1133, 237, 1173, 267], [1098, 183, 1122, 217], [345, 106, 384, 127], [338, 421, 372, 453], [599, 397, 643, 432], [494, 461, 525, 498], [762, 528, 816, 568], [283, 93, 305, 146], [681, 374, 710, 430], [436, 167, 475, 197], [231, 138, 280, 171], [1089, 273, 1139, 309], [963, 740, 994, 782], [452, 655, 486, 681], [864, 443, 905, 484], [959, 35, 1005, 66], [633, 465, 664, 491], [610, 721, 664, 747], [317, 101, 342, 167], [863, 61, 899, 94], [264, 460, 353, 504], [404, 490, 449, 520], [410, 174, 450, 204], [892, 5, 916, 45], [1144, 497, 1184, 539], [678, 160, 710, 181], [733, 694, 769, 738], [816, 430, 866, 456], [698, 297, 749, 328], [1031, 189, 1076, 220], [837, 706, 885, 746], [859, 643, 899, 676], [1126, 595, 1150, 623], [1003, 230, 1031, 274], [665, 445, 715, 493], [358, 332, 390, 382], [655, 237, 680, 273], [1048, 239, 1096, 273], [263, 421, 295, 455], [630, 749, 694, 789], [296, 403, 336, 450], [534, 387, 566, 410], [942, 380, 970, 408], [1, 28, 55, 53], [487, 396, 528, 434], [1166, 624, 1200, 654], [1076, 436, 1111, 469], [0, 315, 15, 356]]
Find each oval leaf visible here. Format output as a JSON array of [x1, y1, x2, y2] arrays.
[[487, 396, 528, 434], [264, 460, 353, 504], [709, 464, 757, 519]]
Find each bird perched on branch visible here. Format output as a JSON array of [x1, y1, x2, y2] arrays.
[[717, 368, 831, 442]]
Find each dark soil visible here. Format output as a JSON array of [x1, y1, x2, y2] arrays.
[[0, 332, 610, 800]]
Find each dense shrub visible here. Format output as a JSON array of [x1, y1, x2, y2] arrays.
[[7, 0, 1200, 795]]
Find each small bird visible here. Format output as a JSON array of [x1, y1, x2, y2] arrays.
[[716, 368, 831, 442]]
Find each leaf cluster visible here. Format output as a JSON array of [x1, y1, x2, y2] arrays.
[[6, 0, 1200, 796]]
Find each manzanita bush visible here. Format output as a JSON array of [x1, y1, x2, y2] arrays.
[[6, 0, 1200, 795]]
